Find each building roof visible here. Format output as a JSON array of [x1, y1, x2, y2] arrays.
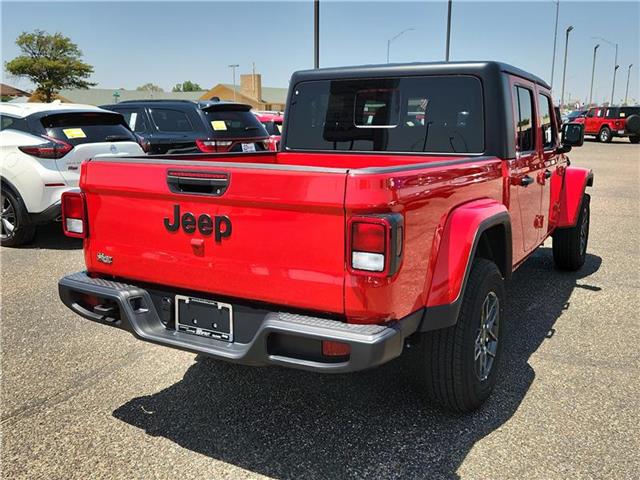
[[220, 84, 288, 104], [0, 83, 31, 97], [0, 101, 109, 118], [55, 88, 207, 106]]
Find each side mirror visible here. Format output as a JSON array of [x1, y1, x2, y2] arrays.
[[558, 122, 584, 153]]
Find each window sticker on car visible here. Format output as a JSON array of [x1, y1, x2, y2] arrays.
[[62, 128, 87, 139], [620, 112, 626, 117], [129, 112, 138, 130], [211, 120, 227, 131], [276, 124, 283, 134]]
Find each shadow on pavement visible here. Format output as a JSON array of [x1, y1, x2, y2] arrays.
[[113, 248, 602, 479], [20, 223, 82, 250]]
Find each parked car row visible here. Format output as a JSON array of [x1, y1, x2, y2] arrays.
[[0, 99, 282, 246], [563, 105, 640, 143]]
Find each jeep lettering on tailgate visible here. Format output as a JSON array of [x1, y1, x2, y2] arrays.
[[163, 204, 232, 242]]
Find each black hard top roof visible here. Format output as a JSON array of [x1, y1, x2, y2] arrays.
[[290, 61, 551, 90]]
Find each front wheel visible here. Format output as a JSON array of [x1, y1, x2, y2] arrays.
[[1, 189, 36, 247], [553, 194, 590, 271], [598, 126, 612, 143], [418, 258, 505, 413]]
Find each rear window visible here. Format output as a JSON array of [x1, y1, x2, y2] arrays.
[[41, 112, 136, 146], [606, 107, 640, 118], [202, 109, 268, 138], [149, 108, 194, 132], [286, 75, 484, 153]]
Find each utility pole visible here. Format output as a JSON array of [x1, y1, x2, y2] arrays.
[[314, 0, 319, 68], [589, 44, 599, 107], [550, 0, 560, 89], [611, 43, 619, 105], [560, 25, 573, 110], [445, 0, 452, 61], [228, 64, 239, 102], [624, 64, 633, 105], [387, 28, 414, 63]]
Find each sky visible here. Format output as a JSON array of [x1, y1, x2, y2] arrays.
[[1, 0, 639, 104]]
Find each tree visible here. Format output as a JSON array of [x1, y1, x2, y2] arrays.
[[172, 80, 202, 92], [137, 83, 164, 92], [5, 30, 95, 103]]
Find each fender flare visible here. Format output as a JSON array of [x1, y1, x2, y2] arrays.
[[556, 167, 593, 228], [419, 199, 512, 332]]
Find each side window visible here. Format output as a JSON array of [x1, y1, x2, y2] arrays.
[[1, 115, 16, 131], [115, 108, 148, 133], [586, 109, 595, 118], [537, 93, 556, 149], [514, 86, 535, 152], [150, 108, 193, 132], [0, 115, 25, 132]]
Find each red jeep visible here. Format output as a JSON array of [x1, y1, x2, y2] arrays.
[[58, 62, 590, 412], [575, 105, 640, 143]]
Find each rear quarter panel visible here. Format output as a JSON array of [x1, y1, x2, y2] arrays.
[[343, 157, 504, 322]]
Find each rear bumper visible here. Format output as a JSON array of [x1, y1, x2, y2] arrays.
[[58, 272, 421, 373]]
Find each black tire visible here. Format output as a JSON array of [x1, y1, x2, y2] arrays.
[[598, 126, 612, 143], [418, 258, 505, 413], [629, 135, 640, 144], [553, 194, 590, 271], [1, 188, 36, 247]]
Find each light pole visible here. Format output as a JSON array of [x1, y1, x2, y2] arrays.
[[550, 0, 560, 89], [611, 43, 619, 105], [228, 64, 239, 102], [445, 0, 453, 61], [589, 44, 599, 107], [625, 64, 633, 105], [314, 0, 319, 68], [560, 25, 573, 110], [387, 28, 414, 63]]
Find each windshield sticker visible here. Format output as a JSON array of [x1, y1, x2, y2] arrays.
[[211, 120, 227, 131], [62, 128, 87, 139]]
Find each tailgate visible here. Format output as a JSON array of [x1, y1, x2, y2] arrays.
[[81, 158, 348, 314]]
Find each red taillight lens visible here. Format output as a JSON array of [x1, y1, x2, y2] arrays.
[[349, 215, 404, 276], [352, 222, 386, 253], [61, 192, 87, 238], [196, 139, 233, 153], [19, 135, 73, 159], [322, 340, 351, 357]]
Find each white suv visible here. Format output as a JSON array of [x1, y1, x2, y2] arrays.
[[0, 102, 145, 246]]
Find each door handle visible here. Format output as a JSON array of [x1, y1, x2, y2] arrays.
[[544, 169, 552, 179], [520, 175, 534, 187]]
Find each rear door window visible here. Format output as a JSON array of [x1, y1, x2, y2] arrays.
[[514, 86, 535, 153], [41, 112, 137, 146], [113, 107, 149, 133], [286, 75, 484, 153], [150, 108, 194, 132], [202, 109, 268, 138]]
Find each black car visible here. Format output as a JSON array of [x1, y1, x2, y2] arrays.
[[100, 100, 271, 154]]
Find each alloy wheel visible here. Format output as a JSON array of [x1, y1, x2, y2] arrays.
[[474, 291, 500, 381], [1, 194, 17, 240]]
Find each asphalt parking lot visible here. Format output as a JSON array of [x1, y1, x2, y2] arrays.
[[1, 139, 639, 479]]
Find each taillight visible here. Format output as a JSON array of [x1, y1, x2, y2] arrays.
[[61, 191, 87, 238], [196, 139, 233, 153], [19, 135, 73, 159], [322, 340, 351, 357], [349, 214, 403, 276]]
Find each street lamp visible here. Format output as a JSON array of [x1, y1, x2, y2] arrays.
[[560, 25, 573, 110], [550, 0, 560, 89], [386, 28, 414, 63], [625, 64, 633, 105], [445, 0, 453, 62], [593, 37, 619, 106], [228, 64, 239, 102], [589, 44, 599, 107], [314, 0, 319, 68]]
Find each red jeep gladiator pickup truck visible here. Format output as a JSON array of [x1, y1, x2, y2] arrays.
[[59, 62, 591, 412]]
